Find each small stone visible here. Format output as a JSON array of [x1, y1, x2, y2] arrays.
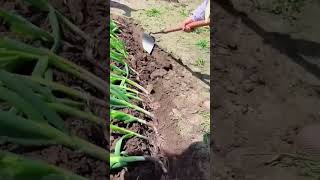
[[150, 69, 167, 79], [180, 82, 188, 91], [142, 54, 148, 60], [226, 85, 237, 94], [146, 84, 154, 94], [242, 81, 255, 93], [149, 62, 156, 68], [203, 100, 210, 110], [241, 105, 248, 114], [249, 74, 259, 82]]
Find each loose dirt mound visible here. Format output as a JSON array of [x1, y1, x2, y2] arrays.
[[111, 15, 209, 180], [212, 1, 320, 179], [0, 0, 107, 179]]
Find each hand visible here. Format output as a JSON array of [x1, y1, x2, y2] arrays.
[[181, 21, 188, 31], [183, 24, 193, 32], [181, 18, 193, 31]]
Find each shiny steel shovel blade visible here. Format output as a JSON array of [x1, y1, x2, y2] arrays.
[[142, 33, 155, 54]]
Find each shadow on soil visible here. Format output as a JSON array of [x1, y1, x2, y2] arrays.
[[163, 141, 210, 180], [214, 0, 320, 80], [167, 52, 211, 86], [123, 141, 210, 180]]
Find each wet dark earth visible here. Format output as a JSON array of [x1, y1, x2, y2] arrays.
[[212, 1, 320, 180], [0, 0, 108, 179]]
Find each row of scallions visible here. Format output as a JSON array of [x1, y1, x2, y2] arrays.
[[109, 19, 165, 173], [0, 0, 108, 179]]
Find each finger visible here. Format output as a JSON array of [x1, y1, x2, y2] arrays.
[[182, 25, 186, 31]]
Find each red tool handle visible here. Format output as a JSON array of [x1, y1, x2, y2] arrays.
[[153, 27, 182, 34], [162, 27, 182, 33]]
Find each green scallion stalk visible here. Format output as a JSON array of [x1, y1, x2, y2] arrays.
[[110, 124, 147, 140], [0, 110, 108, 162], [0, 150, 88, 180], [110, 96, 154, 118]]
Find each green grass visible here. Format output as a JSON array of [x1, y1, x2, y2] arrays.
[[272, 0, 306, 14], [198, 110, 210, 133], [196, 39, 209, 50], [146, 8, 161, 17], [203, 132, 210, 145], [194, 58, 205, 67], [179, 8, 189, 17], [193, 28, 210, 34], [265, 153, 320, 179], [198, 110, 210, 120], [192, 110, 210, 132]]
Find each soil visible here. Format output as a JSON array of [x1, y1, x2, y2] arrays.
[[0, 0, 107, 179], [110, 15, 165, 180], [110, 15, 210, 180], [161, 0, 179, 2], [125, 0, 211, 79], [212, 1, 320, 180]]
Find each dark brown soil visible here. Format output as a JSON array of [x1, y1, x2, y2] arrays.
[[0, 0, 107, 179], [212, 1, 320, 179]]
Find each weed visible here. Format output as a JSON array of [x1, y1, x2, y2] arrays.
[[267, 0, 308, 21], [272, 0, 306, 14], [265, 153, 320, 179], [146, 8, 161, 17], [203, 132, 210, 145], [195, 58, 205, 67], [198, 110, 210, 120], [196, 39, 209, 50], [199, 110, 210, 133], [179, 8, 189, 17], [190, 110, 210, 134], [193, 28, 209, 34]]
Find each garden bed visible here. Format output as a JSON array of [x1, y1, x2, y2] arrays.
[[110, 15, 210, 180], [212, 1, 320, 179], [110, 15, 166, 180], [0, 0, 107, 179]]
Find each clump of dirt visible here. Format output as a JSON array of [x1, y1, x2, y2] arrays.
[[0, 0, 107, 179], [212, 1, 320, 179]]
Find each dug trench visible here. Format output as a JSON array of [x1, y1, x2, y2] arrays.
[[0, 0, 107, 179], [110, 15, 210, 180], [212, 1, 320, 179]]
